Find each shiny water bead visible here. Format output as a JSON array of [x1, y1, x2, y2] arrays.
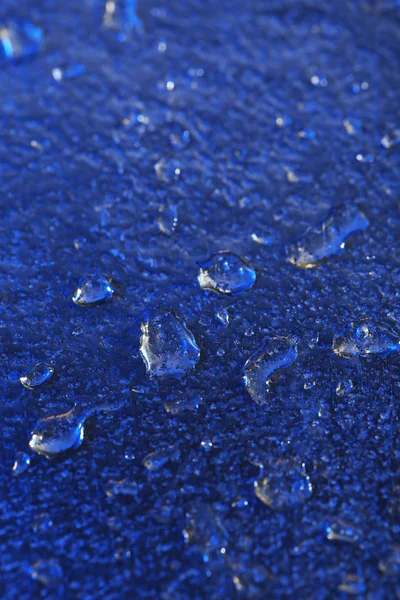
[[143, 445, 180, 471], [325, 519, 362, 543], [255, 459, 313, 510], [198, 251, 256, 295], [140, 311, 200, 378], [72, 274, 114, 306], [332, 320, 400, 358], [20, 363, 54, 389], [287, 204, 369, 268], [243, 337, 298, 404], [29, 405, 89, 457], [157, 203, 178, 235], [12, 451, 31, 475], [0, 20, 43, 62]]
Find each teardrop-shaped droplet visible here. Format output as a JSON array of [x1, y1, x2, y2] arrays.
[[20, 363, 54, 389], [198, 251, 256, 295], [332, 320, 400, 358], [72, 274, 114, 306], [140, 311, 200, 378], [12, 451, 31, 475], [287, 204, 369, 268], [243, 337, 298, 404], [255, 458, 312, 510], [0, 20, 43, 62]]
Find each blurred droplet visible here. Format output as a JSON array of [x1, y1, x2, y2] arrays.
[[336, 379, 354, 396], [157, 203, 178, 236], [255, 459, 312, 510], [143, 445, 180, 471], [0, 20, 43, 62], [30, 559, 63, 588], [12, 451, 31, 476]]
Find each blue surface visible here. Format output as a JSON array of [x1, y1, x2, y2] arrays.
[[1, 0, 400, 598]]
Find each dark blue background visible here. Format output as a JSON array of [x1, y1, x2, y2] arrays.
[[1, 0, 400, 598]]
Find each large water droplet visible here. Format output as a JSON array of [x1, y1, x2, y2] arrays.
[[332, 320, 400, 358], [143, 445, 180, 471], [198, 251, 256, 295], [287, 204, 369, 268], [29, 405, 87, 457], [140, 311, 200, 378], [12, 451, 31, 475], [20, 363, 54, 389], [255, 458, 312, 510], [72, 274, 114, 306], [0, 20, 43, 62], [243, 337, 298, 404]]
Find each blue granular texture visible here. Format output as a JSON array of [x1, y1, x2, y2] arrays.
[[1, 1, 400, 598]]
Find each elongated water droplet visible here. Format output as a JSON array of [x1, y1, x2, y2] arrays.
[[72, 274, 114, 306], [106, 479, 139, 497], [157, 203, 178, 235], [198, 251, 256, 295], [216, 308, 230, 326], [164, 394, 202, 414], [140, 311, 200, 378], [0, 20, 43, 62], [333, 320, 400, 358], [287, 204, 369, 268], [255, 458, 312, 510], [143, 445, 180, 471], [243, 337, 298, 404], [325, 519, 362, 543], [20, 363, 54, 389], [12, 451, 31, 475]]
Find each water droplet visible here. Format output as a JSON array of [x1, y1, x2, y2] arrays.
[[216, 308, 230, 326], [255, 458, 312, 510], [12, 451, 31, 475], [140, 311, 200, 378], [143, 445, 180, 471], [198, 251, 256, 295], [31, 513, 53, 533], [52, 63, 86, 81], [379, 546, 400, 576], [29, 559, 63, 587], [20, 363, 54, 389], [381, 131, 400, 149], [154, 157, 181, 183], [287, 204, 369, 268], [164, 394, 202, 414], [338, 575, 366, 595], [72, 274, 114, 306], [106, 479, 139, 497], [103, 0, 143, 32], [0, 20, 43, 62], [336, 379, 354, 396], [325, 519, 362, 543], [157, 203, 178, 235], [333, 320, 400, 358], [243, 337, 298, 404], [29, 405, 87, 457], [251, 230, 274, 246]]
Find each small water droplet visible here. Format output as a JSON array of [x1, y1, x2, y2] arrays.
[[303, 379, 316, 390], [336, 379, 354, 396], [72, 274, 114, 306], [140, 311, 200, 378], [103, 0, 143, 31], [243, 337, 298, 404], [143, 445, 180, 471], [52, 63, 86, 81], [106, 479, 139, 497], [12, 451, 31, 475], [157, 203, 178, 235], [164, 394, 202, 415], [325, 519, 362, 543], [287, 204, 369, 268], [20, 363, 54, 389], [216, 308, 230, 326], [333, 320, 400, 358], [198, 251, 256, 295], [154, 157, 181, 183], [255, 458, 312, 510], [31, 513, 53, 532], [0, 20, 43, 62], [338, 575, 366, 595], [29, 559, 63, 588]]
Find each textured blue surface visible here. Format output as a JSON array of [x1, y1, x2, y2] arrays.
[[1, 0, 400, 598]]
